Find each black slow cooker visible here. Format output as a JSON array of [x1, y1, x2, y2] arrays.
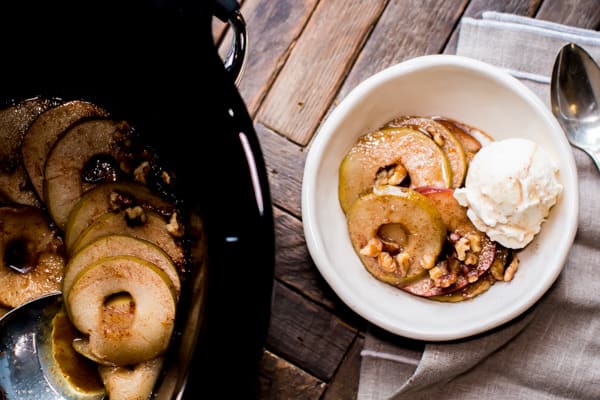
[[0, 0, 275, 398]]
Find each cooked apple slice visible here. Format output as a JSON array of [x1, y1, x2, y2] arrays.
[[433, 117, 481, 155], [65, 182, 176, 250], [0, 97, 59, 206], [430, 272, 496, 302], [51, 310, 106, 398], [416, 187, 478, 236], [67, 255, 176, 366], [22, 100, 109, 200], [339, 128, 452, 213], [63, 234, 180, 301], [98, 357, 163, 400], [70, 210, 185, 267], [386, 116, 467, 188], [44, 119, 136, 229], [0, 206, 64, 307], [346, 186, 445, 286]]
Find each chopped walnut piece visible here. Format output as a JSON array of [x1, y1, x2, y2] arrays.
[[125, 206, 147, 225], [455, 237, 470, 261], [133, 161, 150, 184], [109, 190, 135, 212], [166, 212, 184, 238], [374, 164, 407, 186], [503, 256, 519, 282], [161, 170, 172, 185], [428, 265, 444, 280], [109, 191, 121, 211], [387, 165, 407, 186], [359, 238, 383, 257], [395, 252, 410, 277], [375, 169, 389, 186], [467, 233, 482, 253], [378, 252, 396, 272], [430, 261, 456, 288], [465, 253, 478, 265], [420, 254, 436, 270]]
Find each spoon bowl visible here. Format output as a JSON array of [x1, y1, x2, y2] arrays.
[[551, 43, 600, 172], [0, 293, 104, 400]]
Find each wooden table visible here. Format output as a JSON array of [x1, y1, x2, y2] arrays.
[[213, 1, 600, 398]]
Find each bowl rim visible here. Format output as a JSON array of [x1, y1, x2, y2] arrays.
[[301, 54, 579, 341]]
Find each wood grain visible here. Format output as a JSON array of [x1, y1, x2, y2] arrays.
[[258, 350, 326, 399], [443, 0, 541, 54], [256, 123, 305, 217], [257, 0, 386, 146], [336, 0, 468, 101], [266, 281, 357, 381], [273, 207, 336, 309], [322, 336, 364, 400], [220, 0, 319, 116], [272, 207, 368, 336], [535, 0, 600, 28]]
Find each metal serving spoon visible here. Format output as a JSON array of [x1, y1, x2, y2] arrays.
[[551, 42, 600, 172], [0, 293, 97, 400]]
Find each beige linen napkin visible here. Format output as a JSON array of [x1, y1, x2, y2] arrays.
[[358, 12, 600, 400]]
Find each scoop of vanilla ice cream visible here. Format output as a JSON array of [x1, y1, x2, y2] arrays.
[[453, 138, 563, 249]]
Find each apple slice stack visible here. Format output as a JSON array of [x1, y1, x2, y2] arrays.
[[339, 116, 515, 302], [0, 97, 188, 399]]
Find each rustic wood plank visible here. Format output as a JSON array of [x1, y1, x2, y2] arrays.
[[443, 0, 541, 54], [535, 0, 600, 28], [220, 0, 319, 116], [256, 122, 305, 217], [337, 0, 467, 102], [266, 281, 357, 381], [258, 350, 326, 400], [322, 336, 364, 400], [256, 0, 386, 146], [272, 207, 368, 333], [274, 207, 331, 306]]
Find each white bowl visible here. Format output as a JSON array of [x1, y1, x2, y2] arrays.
[[301, 54, 578, 341]]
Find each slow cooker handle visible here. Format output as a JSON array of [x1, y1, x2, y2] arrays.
[[213, 0, 247, 84]]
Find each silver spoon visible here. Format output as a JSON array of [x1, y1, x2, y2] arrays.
[[0, 293, 103, 400], [551, 42, 600, 172]]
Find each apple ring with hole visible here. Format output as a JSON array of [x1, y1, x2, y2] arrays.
[[0, 97, 60, 207], [70, 209, 185, 268], [385, 116, 467, 188], [44, 118, 137, 230], [63, 234, 180, 302], [22, 100, 109, 200], [67, 255, 176, 366], [339, 127, 452, 214], [346, 185, 446, 286], [0, 206, 64, 308], [65, 181, 177, 251]]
